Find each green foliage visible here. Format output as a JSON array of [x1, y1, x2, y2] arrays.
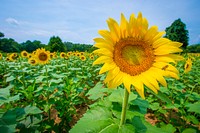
[[0, 32, 4, 38], [64, 41, 95, 52], [21, 40, 46, 52], [165, 18, 189, 48], [48, 36, 66, 52], [186, 44, 200, 53], [0, 38, 21, 52]]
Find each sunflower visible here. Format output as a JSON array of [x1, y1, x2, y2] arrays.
[[76, 52, 81, 57], [21, 50, 29, 58], [67, 52, 72, 56], [60, 52, 66, 58], [184, 58, 192, 73], [80, 55, 86, 61], [89, 55, 94, 60], [9, 53, 16, 61], [93, 12, 183, 99], [80, 52, 85, 55], [0, 53, 2, 59], [34, 48, 50, 64], [28, 57, 38, 65]]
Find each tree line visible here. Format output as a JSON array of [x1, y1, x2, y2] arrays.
[[0, 18, 199, 53], [0, 34, 95, 53]]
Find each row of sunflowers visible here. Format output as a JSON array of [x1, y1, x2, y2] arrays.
[[0, 49, 95, 65]]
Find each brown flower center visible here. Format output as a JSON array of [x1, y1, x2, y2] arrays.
[[39, 52, 48, 61], [113, 37, 155, 76]]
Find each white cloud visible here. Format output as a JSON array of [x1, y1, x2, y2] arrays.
[[5, 18, 20, 25]]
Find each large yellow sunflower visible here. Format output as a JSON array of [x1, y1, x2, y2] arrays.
[[93, 12, 183, 99], [34, 48, 50, 64]]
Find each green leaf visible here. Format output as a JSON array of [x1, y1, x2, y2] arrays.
[[182, 128, 197, 133], [130, 98, 149, 114], [24, 105, 43, 115], [131, 116, 147, 133], [186, 102, 200, 114], [6, 76, 15, 83], [152, 91, 172, 104], [186, 115, 199, 125], [86, 82, 110, 100], [109, 88, 137, 104], [0, 110, 16, 125], [99, 123, 135, 133], [69, 106, 113, 133], [149, 103, 160, 110], [160, 124, 176, 133]]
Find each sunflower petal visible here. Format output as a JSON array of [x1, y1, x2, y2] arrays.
[[104, 67, 120, 83], [131, 76, 145, 99], [107, 71, 124, 88], [93, 56, 112, 65], [99, 62, 116, 74]]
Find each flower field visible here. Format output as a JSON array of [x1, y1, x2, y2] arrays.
[[0, 51, 199, 133]]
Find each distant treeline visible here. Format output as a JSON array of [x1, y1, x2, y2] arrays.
[[0, 32, 96, 53]]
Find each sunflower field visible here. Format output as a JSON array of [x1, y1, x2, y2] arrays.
[[0, 13, 200, 133], [0, 50, 199, 133]]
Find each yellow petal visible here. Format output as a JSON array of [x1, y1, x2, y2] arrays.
[[141, 77, 158, 94], [153, 38, 171, 49], [149, 68, 167, 87], [107, 18, 120, 42], [152, 31, 165, 42], [131, 75, 145, 99], [141, 71, 159, 90], [94, 42, 114, 51], [120, 13, 128, 38], [99, 62, 116, 74], [104, 67, 120, 83], [98, 30, 114, 43], [107, 71, 124, 88], [144, 26, 159, 43], [154, 46, 183, 55], [93, 48, 113, 57], [93, 56, 112, 65], [155, 56, 176, 63], [123, 73, 132, 93]]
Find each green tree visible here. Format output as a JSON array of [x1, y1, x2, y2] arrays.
[[0, 32, 4, 38], [21, 40, 45, 52], [186, 44, 200, 53], [0, 38, 21, 52], [48, 36, 66, 52], [165, 18, 189, 48]]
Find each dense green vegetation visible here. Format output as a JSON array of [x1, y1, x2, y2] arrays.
[[0, 32, 94, 53], [0, 52, 199, 133]]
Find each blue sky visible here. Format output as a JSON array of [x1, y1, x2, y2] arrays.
[[0, 0, 200, 45]]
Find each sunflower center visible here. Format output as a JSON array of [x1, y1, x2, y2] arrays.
[[122, 45, 145, 65], [39, 52, 48, 61], [31, 60, 36, 64], [114, 37, 155, 76]]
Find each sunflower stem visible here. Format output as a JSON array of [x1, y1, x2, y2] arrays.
[[120, 88, 129, 126]]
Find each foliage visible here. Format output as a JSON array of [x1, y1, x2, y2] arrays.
[[0, 32, 4, 38], [48, 36, 66, 52], [186, 44, 200, 53], [21, 40, 46, 52], [0, 52, 100, 132], [64, 42, 95, 52], [165, 18, 189, 48], [0, 50, 200, 132], [0, 38, 21, 53]]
